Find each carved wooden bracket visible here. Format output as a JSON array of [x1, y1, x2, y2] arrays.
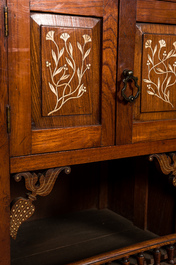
[[149, 153, 176, 187], [10, 166, 71, 240]]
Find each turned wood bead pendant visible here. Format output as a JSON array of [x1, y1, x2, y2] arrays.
[[10, 166, 71, 239]]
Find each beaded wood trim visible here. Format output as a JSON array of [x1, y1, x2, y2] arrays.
[[149, 153, 176, 187], [10, 166, 71, 239]]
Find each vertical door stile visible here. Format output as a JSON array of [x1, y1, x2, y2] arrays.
[[116, 0, 137, 145], [8, 0, 31, 156], [101, 0, 118, 146]]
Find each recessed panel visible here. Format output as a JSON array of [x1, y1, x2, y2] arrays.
[[142, 34, 176, 113], [42, 26, 93, 117], [31, 13, 101, 128]]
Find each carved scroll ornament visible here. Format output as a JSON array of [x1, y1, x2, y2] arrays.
[[10, 167, 71, 240], [149, 153, 176, 187]]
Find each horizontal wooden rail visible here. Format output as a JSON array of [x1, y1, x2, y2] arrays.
[[10, 138, 176, 173], [68, 234, 176, 265], [137, 0, 176, 24]]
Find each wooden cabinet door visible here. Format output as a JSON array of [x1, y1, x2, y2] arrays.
[[8, 0, 118, 156], [116, 0, 176, 145], [133, 23, 176, 143]]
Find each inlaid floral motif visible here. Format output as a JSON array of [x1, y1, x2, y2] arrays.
[[45, 31, 92, 115], [143, 39, 176, 108]]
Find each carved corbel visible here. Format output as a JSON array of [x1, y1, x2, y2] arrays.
[[10, 166, 71, 240], [149, 153, 176, 187]]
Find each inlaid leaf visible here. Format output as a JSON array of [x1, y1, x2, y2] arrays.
[[153, 45, 157, 56], [69, 42, 73, 56], [167, 90, 170, 99], [60, 74, 70, 81], [78, 84, 84, 96], [52, 49, 57, 66], [148, 54, 153, 65], [77, 67, 81, 80], [49, 82, 57, 96], [156, 68, 165, 73], [53, 66, 64, 77], [77, 42, 83, 54], [143, 79, 151, 83], [83, 48, 91, 61], [147, 91, 155, 95], [166, 49, 173, 59], [168, 64, 173, 72], [59, 47, 64, 59], [66, 57, 74, 69], [158, 77, 160, 89], [166, 76, 171, 87]]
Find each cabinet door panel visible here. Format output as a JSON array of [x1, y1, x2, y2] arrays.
[[133, 23, 176, 143], [9, 0, 118, 156], [31, 13, 100, 128]]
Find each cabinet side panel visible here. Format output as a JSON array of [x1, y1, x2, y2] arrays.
[[0, 2, 10, 264], [8, 0, 31, 156]]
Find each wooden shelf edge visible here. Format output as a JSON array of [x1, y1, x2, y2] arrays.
[[68, 233, 176, 265], [10, 138, 176, 173]]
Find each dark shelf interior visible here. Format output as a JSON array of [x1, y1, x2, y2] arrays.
[[11, 209, 157, 265]]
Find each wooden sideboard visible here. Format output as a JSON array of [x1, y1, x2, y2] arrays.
[[1, 0, 176, 264]]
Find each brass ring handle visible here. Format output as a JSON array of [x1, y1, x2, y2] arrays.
[[121, 69, 140, 103]]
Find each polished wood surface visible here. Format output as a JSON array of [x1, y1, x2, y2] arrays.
[[31, 14, 100, 126], [116, 0, 137, 145], [10, 0, 117, 156], [10, 138, 176, 173], [134, 23, 176, 121], [0, 1, 10, 264], [2, 0, 176, 264], [30, 0, 104, 17], [137, 0, 176, 24], [101, 0, 117, 146], [68, 233, 176, 265], [8, 0, 31, 156], [32, 126, 101, 154]]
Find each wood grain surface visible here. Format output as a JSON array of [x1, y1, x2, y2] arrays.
[[30, 0, 103, 17], [32, 126, 101, 154], [116, 0, 137, 144], [10, 138, 176, 173], [8, 0, 31, 156], [0, 1, 10, 264], [137, 0, 176, 24]]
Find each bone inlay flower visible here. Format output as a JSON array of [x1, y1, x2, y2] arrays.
[[45, 31, 92, 115], [143, 38, 176, 108]]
